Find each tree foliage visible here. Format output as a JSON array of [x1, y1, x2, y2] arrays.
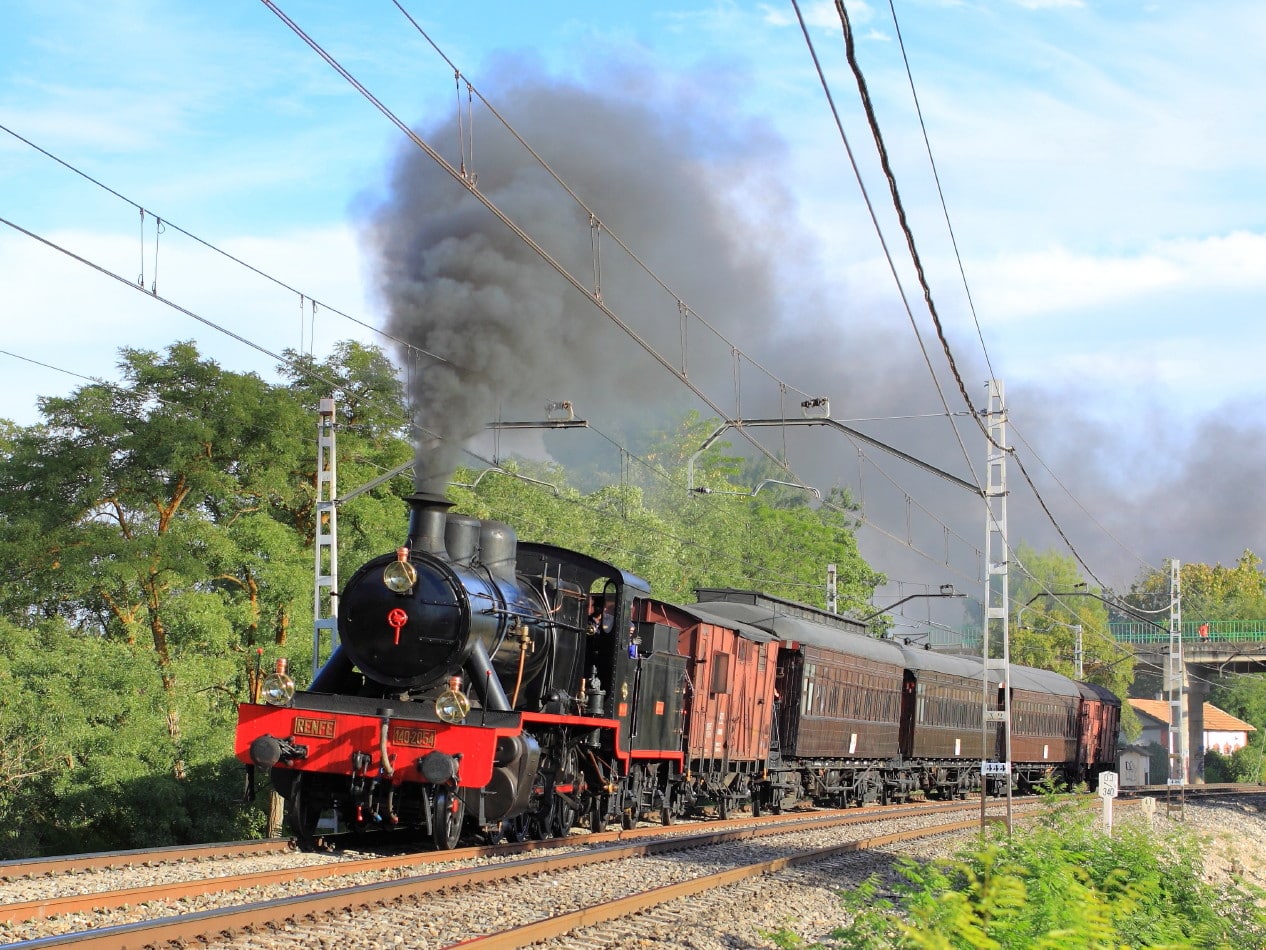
[[1125, 551, 1266, 622], [0, 341, 888, 857], [1010, 544, 1135, 701], [0, 340, 413, 852]]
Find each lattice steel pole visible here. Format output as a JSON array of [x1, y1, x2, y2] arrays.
[[313, 398, 339, 676], [1167, 559, 1187, 788], [981, 380, 1013, 834]]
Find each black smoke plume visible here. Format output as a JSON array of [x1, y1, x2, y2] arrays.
[[363, 54, 1266, 596]]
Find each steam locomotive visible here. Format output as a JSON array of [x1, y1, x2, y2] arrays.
[[235, 492, 1120, 849]]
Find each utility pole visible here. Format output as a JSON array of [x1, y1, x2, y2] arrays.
[[981, 380, 1013, 833], [1166, 559, 1188, 805], [313, 398, 339, 676], [826, 563, 838, 614]]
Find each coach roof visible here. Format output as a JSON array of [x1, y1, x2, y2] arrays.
[[671, 602, 776, 643], [686, 597, 904, 664]]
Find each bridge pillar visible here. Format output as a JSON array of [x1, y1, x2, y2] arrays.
[[1186, 672, 1208, 783]]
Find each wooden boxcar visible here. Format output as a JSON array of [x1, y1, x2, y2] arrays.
[[1075, 681, 1122, 789], [636, 599, 780, 818]]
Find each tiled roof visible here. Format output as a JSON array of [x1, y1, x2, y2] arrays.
[[1128, 698, 1256, 732]]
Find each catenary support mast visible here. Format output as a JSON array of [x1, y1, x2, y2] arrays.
[[1166, 559, 1188, 804], [313, 398, 339, 675], [981, 379, 1013, 833]]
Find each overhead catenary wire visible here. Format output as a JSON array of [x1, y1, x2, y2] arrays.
[[1009, 421, 1158, 580], [788, 0, 981, 490], [2, 17, 1016, 594], [387, 0, 815, 408], [0, 163, 985, 603], [0, 121, 452, 374], [882, 0, 997, 385], [4, 9, 1135, 605], [0, 255, 875, 606], [260, 0, 847, 514], [2, 138, 972, 598], [804, 0, 1117, 593]]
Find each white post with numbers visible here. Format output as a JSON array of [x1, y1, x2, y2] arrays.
[[1099, 771, 1119, 834]]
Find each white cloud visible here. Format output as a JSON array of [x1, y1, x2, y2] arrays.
[[969, 230, 1266, 321]]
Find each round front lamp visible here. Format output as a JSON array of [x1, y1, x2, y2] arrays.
[[383, 547, 418, 593], [262, 671, 295, 706], [435, 676, 471, 724]]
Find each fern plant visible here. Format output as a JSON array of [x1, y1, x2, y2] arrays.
[[766, 801, 1266, 949]]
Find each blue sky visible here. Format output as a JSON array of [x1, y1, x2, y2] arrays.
[[2, 0, 1264, 598]]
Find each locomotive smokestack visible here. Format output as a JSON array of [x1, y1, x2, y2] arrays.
[[405, 491, 453, 556]]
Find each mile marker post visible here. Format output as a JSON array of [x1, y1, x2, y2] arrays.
[[1099, 771, 1119, 835]]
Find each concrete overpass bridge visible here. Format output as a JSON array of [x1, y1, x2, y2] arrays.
[[1111, 621, 1266, 779]]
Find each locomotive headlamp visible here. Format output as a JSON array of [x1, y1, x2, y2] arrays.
[[383, 547, 417, 594], [262, 658, 296, 706], [435, 675, 471, 724]]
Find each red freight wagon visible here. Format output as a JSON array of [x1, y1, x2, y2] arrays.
[[1076, 681, 1122, 790], [636, 599, 780, 819]]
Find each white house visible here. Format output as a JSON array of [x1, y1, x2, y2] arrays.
[[1128, 698, 1256, 756]]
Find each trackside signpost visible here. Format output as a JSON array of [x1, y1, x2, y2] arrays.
[[1099, 770, 1119, 834]]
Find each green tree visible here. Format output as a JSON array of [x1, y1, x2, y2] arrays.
[[1010, 544, 1134, 699], [0, 340, 415, 854], [0, 343, 317, 775], [0, 615, 258, 856], [1126, 552, 1266, 624]]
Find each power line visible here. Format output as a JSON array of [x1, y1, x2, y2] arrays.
[[882, 0, 997, 385], [387, 0, 816, 408], [810, 1, 1117, 593], [4, 14, 1108, 601], [260, 0, 891, 532], [788, 0, 981, 488], [1009, 421, 1158, 580], [0, 121, 452, 373]]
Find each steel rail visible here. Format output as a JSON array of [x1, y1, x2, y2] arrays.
[[3, 804, 994, 949], [0, 839, 293, 881], [3, 801, 982, 925], [451, 819, 982, 949]]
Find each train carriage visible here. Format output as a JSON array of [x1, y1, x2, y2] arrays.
[[636, 599, 780, 820], [897, 645, 987, 799], [1005, 666, 1082, 789], [1075, 681, 1122, 789], [690, 589, 907, 806]]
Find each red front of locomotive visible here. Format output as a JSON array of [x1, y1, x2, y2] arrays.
[[235, 492, 554, 848], [235, 701, 516, 791]]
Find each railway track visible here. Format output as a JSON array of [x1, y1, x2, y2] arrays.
[[5, 787, 1259, 949], [0, 840, 295, 881], [1, 800, 1006, 948]]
